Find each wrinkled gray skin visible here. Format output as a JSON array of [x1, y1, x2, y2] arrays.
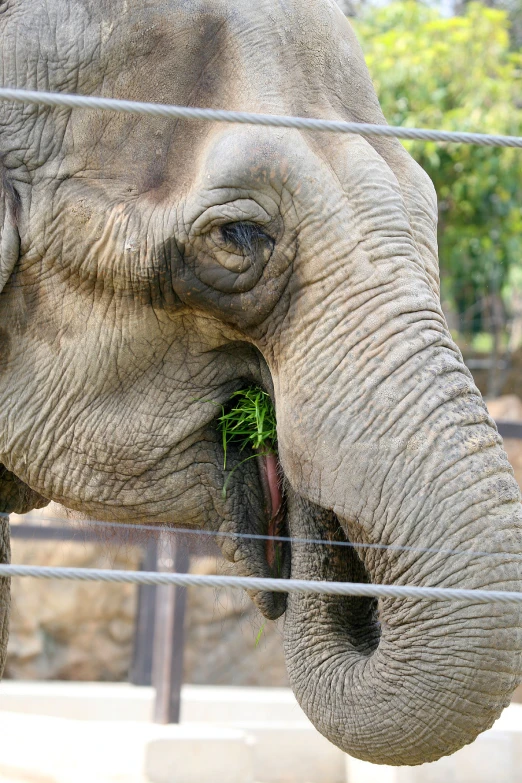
[[0, 0, 521, 766]]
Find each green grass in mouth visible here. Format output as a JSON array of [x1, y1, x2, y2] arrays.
[[219, 388, 283, 588], [218, 387, 277, 472]]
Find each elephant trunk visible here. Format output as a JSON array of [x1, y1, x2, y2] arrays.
[[276, 322, 522, 764]]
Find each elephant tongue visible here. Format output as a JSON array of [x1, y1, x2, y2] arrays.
[[263, 452, 284, 571]]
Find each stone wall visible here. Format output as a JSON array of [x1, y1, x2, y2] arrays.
[[6, 514, 288, 687], [6, 534, 142, 681]]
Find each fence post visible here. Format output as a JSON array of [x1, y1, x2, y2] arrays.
[[152, 532, 189, 724], [129, 538, 158, 686]]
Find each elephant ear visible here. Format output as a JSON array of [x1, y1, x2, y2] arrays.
[[0, 465, 47, 514], [0, 163, 21, 294], [0, 165, 48, 514]]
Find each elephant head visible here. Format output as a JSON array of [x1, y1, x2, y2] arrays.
[[0, 0, 521, 766]]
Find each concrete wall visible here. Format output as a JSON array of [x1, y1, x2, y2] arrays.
[[0, 683, 521, 783]]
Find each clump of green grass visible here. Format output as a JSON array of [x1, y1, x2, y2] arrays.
[[218, 387, 277, 471]]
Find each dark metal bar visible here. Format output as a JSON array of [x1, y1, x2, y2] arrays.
[[152, 533, 189, 724], [129, 538, 158, 686], [497, 421, 522, 440], [465, 358, 508, 370], [9, 523, 106, 542]]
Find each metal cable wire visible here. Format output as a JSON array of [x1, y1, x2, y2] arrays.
[[1, 564, 522, 603], [5, 512, 522, 562], [1, 89, 521, 598], [1, 88, 522, 148]]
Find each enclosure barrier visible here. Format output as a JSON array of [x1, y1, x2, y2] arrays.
[[2, 560, 522, 604], [1, 87, 522, 148], [10, 509, 522, 558], [2, 86, 522, 727]]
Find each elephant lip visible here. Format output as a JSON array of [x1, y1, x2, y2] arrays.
[[265, 452, 282, 520], [258, 451, 286, 575]]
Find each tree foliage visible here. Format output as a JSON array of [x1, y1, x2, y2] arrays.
[[461, 0, 522, 49], [354, 3, 522, 333]]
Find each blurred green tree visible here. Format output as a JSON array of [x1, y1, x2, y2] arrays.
[[354, 2, 522, 348], [456, 0, 522, 49]]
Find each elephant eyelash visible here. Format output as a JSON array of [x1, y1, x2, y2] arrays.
[[220, 222, 274, 256]]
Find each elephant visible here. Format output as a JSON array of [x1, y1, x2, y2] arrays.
[[0, 0, 521, 767]]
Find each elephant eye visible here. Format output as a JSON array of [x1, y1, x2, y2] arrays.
[[208, 221, 275, 275], [220, 222, 275, 258]]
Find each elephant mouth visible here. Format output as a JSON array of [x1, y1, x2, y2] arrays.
[[248, 448, 291, 620], [214, 378, 371, 627], [252, 438, 379, 632], [215, 378, 291, 618], [215, 381, 375, 626], [257, 451, 286, 574]]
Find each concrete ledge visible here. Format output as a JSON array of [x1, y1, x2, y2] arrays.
[[0, 712, 254, 783], [0, 681, 154, 722], [0, 681, 307, 723], [182, 684, 306, 724], [145, 726, 253, 783], [0, 711, 149, 783], [0, 684, 521, 783], [237, 721, 345, 783]]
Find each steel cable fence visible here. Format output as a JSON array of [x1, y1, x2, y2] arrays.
[[0, 564, 522, 604], [1, 87, 522, 147], [1, 88, 522, 604], [4, 514, 522, 604], [4, 512, 522, 563]]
